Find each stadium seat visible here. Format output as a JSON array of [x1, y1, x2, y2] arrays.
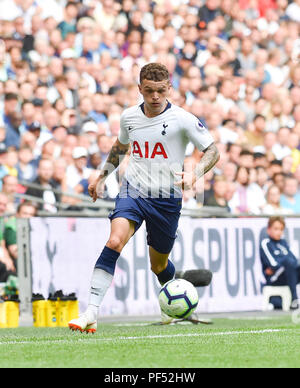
[[262, 286, 292, 312]]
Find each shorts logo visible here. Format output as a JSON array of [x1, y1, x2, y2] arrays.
[[132, 141, 168, 159]]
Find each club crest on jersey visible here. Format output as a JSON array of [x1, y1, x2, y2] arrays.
[[132, 141, 168, 159], [162, 122, 168, 136]]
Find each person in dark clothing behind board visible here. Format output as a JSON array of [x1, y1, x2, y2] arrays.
[[260, 216, 300, 309]]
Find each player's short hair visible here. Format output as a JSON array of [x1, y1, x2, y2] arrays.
[[140, 63, 170, 84], [268, 216, 285, 229]]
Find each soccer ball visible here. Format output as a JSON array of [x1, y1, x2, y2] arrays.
[[159, 279, 199, 319]]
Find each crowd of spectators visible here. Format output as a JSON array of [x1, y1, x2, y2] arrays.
[[0, 0, 299, 254]]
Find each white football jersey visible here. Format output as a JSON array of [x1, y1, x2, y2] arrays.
[[118, 102, 214, 198]]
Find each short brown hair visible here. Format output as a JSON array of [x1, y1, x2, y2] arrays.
[[268, 216, 286, 229], [140, 63, 170, 84], [17, 201, 38, 215]]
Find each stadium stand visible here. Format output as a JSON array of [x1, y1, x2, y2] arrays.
[[0, 0, 299, 222]]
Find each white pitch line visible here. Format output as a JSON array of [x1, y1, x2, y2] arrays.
[[0, 328, 298, 346]]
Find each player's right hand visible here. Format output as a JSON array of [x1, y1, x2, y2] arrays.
[[174, 171, 196, 191]]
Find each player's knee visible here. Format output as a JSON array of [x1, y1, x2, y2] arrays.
[[106, 236, 125, 252]]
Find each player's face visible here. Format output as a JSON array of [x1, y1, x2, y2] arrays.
[[267, 221, 285, 241], [139, 79, 171, 117]]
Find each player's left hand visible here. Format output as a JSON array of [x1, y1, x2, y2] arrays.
[[88, 177, 105, 202], [174, 171, 196, 191]]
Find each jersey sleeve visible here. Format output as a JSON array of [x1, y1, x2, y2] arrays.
[[180, 110, 214, 151], [260, 238, 280, 270], [118, 111, 130, 145]]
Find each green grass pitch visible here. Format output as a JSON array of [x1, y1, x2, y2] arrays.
[[0, 314, 299, 368]]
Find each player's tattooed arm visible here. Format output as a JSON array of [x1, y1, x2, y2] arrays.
[[175, 143, 219, 191], [88, 139, 130, 201], [195, 143, 220, 179], [99, 139, 130, 179]]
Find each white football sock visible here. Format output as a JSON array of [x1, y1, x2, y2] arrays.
[[86, 268, 113, 321]]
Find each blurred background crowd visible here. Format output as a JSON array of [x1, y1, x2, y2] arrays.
[[0, 0, 299, 227]]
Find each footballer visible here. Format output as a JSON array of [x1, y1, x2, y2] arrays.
[[69, 63, 219, 333]]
